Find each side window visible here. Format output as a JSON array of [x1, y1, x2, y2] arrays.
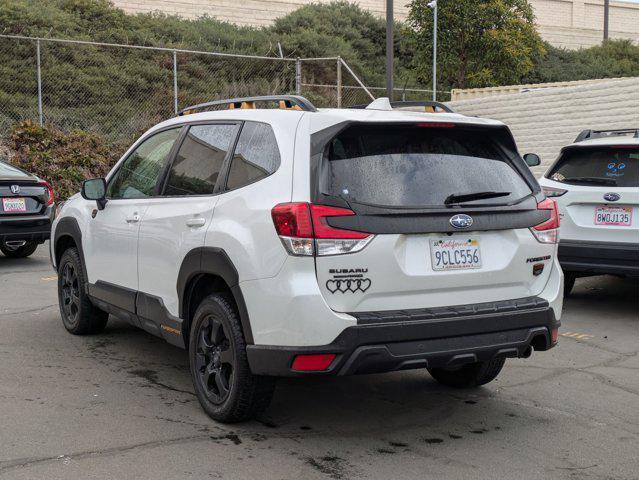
[[107, 128, 181, 199], [226, 122, 281, 191], [164, 124, 238, 196]]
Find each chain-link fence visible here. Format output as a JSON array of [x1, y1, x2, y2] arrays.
[[0, 35, 446, 146]]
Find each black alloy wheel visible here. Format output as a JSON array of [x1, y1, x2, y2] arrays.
[[60, 261, 81, 327], [194, 315, 235, 405]]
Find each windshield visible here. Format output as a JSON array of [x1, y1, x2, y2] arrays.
[[322, 124, 532, 208], [548, 146, 639, 187], [0, 160, 27, 178]]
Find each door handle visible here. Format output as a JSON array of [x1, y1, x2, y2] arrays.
[[125, 214, 141, 223], [186, 217, 206, 228]]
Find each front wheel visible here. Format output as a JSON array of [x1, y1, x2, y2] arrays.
[[57, 247, 108, 335], [189, 294, 275, 423], [428, 357, 506, 388], [1, 240, 38, 258]]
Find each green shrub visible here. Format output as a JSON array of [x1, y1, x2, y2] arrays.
[[4, 120, 119, 199]]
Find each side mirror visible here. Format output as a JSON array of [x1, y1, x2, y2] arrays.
[[523, 153, 541, 167], [82, 178, 107, 210]]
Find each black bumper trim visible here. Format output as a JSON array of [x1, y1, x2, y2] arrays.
[[0, 207, 54, 243], [246, 298, 559, 377], [559, 240, 639, 276], [352, 296, 549, 324]]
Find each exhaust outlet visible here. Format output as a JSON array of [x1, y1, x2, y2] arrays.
[[521, 346, 533, 359]]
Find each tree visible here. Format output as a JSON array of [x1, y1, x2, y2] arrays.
[[406, 0, 545, 92]]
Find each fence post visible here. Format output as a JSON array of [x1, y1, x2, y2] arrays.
[[295, 58, 301, 95], [336, 56, 342, 108], [36, 39, 43, 126], [173, 50, 178, 115]]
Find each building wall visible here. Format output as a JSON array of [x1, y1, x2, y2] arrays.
[[448, 77, 639, 177], [110, 0, 639, 49], [110, 0, 409, 27]]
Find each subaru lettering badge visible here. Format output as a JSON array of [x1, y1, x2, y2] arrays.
[[603, 192, 621, 202], [450, 214, 473, 229], [10, 185, 20, 194]]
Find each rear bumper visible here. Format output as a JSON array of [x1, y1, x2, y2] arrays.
[[0, 206, 54, 244], [559, 240, 639, 276], [246, 296, 559, 377]]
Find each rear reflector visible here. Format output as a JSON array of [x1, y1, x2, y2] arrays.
[[272, 202, 373, 256], [291, 354, 336, 372], [531, 198, 559, 244], [551, 328, 558, 345]]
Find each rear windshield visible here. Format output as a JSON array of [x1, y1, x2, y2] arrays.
[[322, 124, 531, 208], [548, 147, 639, 187], [0, 161, 26, 178]]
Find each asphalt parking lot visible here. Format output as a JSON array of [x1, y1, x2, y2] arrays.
[[0, 244, 637, 480]]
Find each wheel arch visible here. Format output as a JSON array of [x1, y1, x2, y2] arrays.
[[178, 247, 254, 345], [53, 217, 86, 278]]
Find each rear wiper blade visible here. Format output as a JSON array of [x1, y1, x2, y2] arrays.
[[562, 176, 617, 186], [444, 191, 511, 205]]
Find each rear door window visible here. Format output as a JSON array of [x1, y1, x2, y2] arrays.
[[322, 124, 532, 208], [164, 124, 238, 196], [547, 147, 639, 187], [226, 122, 280, 191]]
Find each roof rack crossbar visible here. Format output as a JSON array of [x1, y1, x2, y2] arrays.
[[574, 128, 639, 142], [178, 95, 317, 115], [348, 99, 454, 113]]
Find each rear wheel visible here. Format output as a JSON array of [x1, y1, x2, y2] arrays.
[[1, 240, 38, 258], [189, 294, 275, 423], [57, 247, 108, 335], [564, 272, 576, 297], [428, 357, 506, 388]]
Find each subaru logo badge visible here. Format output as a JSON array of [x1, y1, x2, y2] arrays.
[[450, 214, 473, 229], [10, 185, 20, 194], [603, 192, 620, 202]]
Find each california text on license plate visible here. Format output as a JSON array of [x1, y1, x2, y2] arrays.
[[2, 197, 27, 213], [594, 206, 632, 226], [431, 238, 482, 271]]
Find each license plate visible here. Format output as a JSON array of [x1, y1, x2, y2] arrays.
[[2, 197, 27, 212], [431, 238, 482, 271], [594, 206, 632, 226]]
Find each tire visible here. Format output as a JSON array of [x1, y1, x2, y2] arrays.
[[564, 272, 576, 297], [57, 247, 108, 335], [189, 293, 275, 423], [428, 357, 506, 388], [1, 241, 38, 258]]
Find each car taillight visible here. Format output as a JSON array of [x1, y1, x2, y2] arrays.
[[39, 181, 55, 206], [531, 198, 559, 244], [542, 186, 567, 197], [271, 202, 373, 256]]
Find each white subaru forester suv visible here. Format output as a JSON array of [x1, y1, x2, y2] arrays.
[[539, 128, 639, 295], [51, 96, 563, 423]]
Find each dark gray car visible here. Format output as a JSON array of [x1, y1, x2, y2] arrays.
[[0, 160, 55, 258]]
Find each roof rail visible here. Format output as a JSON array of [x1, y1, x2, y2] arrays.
[[349, 99, 454, 113], [574, 128, 639, 142], [178, 95, 317, 116]]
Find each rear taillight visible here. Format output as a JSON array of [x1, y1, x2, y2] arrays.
[[271, 202, 373, 256], [39, 181, 55, 206], [531, 198, 560, 244]]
